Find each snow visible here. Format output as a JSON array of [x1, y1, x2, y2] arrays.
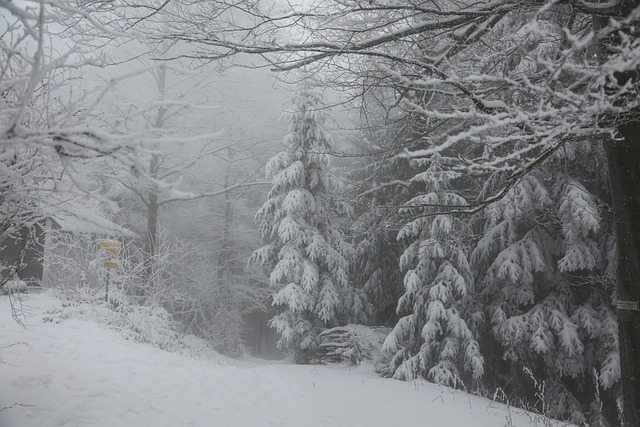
[[41, 196, 137, 238], [1, 292, 569, 427]]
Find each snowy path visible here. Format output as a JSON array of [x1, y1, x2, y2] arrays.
[[1, 293, 566, 427]]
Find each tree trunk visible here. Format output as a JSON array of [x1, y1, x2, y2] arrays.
[[595, 3, 639, 422], [143, 64, 167, 294], [604, 126, 640, 427], [211, 170, 244, 356], [217, 172, 233, 281], [143, 152, 159, 293]]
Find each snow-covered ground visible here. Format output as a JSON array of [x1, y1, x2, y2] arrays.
[[1, 292, 571, 427]]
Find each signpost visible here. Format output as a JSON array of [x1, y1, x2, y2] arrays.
[[98, 240, 121, 302], [103, 261, 119, 269], [617, 300, 640, 311]]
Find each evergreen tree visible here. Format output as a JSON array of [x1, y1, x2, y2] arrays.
[[472, 142, 619, 424], [252, 88, 352, 362], [382, 154, 484, 387], [348, 128, 414, 327]]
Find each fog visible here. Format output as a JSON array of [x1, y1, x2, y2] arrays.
[[1, 1, 634, 425]]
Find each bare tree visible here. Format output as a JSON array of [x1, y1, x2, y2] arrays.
[[0, 0, 151, 296]]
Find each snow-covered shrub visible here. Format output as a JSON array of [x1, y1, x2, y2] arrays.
[[44, 229, 203, 353], [119, 304, 183, 351], [44, 290, 187, 353], [44, 229, 109, 292], [1, 279, 27, 295]]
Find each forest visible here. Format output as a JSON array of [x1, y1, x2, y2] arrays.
[[1, 0, 639, 426]]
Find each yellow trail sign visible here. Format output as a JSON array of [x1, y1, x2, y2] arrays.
[[103, 261, 119, 269], [99, 240, 122, 256], [99, 240, 122, 249]]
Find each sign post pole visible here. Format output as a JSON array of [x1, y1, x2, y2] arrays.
[[105, 269, 110, 302], [98, 240, 121, 304]]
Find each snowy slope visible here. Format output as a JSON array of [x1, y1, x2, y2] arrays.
[[0, 292, 572, 427]]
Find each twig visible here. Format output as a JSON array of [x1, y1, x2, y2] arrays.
[[0, 403, 34, 412], [0, 341, 28, 349]]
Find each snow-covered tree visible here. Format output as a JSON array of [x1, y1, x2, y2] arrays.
[[472, 142, 619, 424], [382, 154, 484, 387], [252, 88, 353, 362], [0, 0, 144, 295]]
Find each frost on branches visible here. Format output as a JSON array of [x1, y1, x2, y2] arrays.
[[348, 124, 413, 327], [252, 89, 353, 362], [0, 0, 136, 292], [382, 154, 484, 387]]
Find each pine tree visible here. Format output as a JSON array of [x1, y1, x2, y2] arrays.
[[252, 88, 352, 362], [382, 153, 484, 387], [348, 130, 414, 327], [472, 142, 619, 424]]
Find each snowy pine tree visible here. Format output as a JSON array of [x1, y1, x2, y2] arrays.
[[472, 142, 619, 424], [382, 154, 484, 387], [252, 88, 352, 362]]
